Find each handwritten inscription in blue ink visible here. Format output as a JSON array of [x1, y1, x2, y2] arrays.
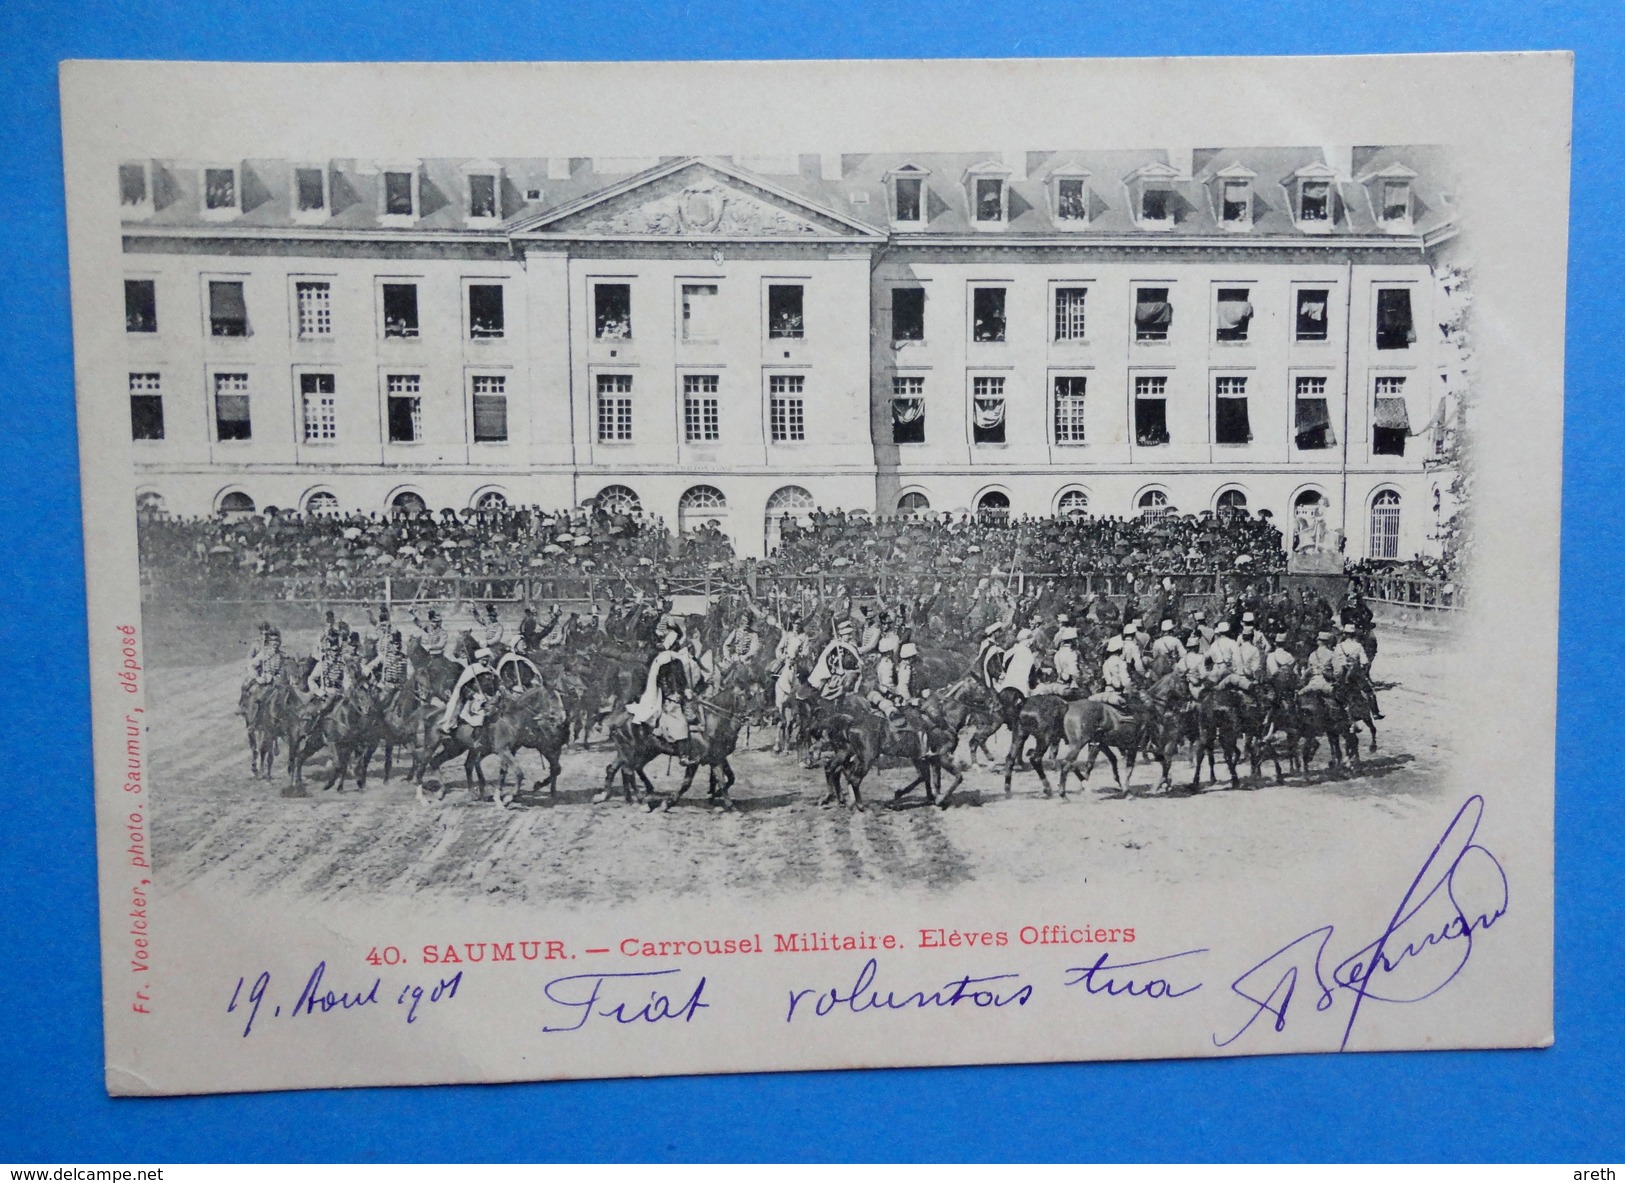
[[1214, 794, 1508, 1050], [785, 957, 1033, 1022], [1063, 949, 1207, 1000], [226, 962, 463, 1037], [540, 969, 708, 1034]]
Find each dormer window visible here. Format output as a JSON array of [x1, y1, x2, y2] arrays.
[[890, 166, 927, 226], [1215, 165, 1255, 228], [964, 162, 1012, 229], [119, 162, 153, 217], [293, 166, 328, 222], [1126, 162, 1180, 230], [1290, 162, 1339, 231], [201, 165, 240, 219], [1049, 165, 1091, 227], [380, 165, 420, 222], [462, 161, 503, 222]]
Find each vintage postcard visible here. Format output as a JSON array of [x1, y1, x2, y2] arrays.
[[60, 54, 1568, 1096]]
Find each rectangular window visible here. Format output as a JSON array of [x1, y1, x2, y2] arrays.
[[1141, 186, 1171, 222], [891, 376, 925, 444], [119, 164, 148, 207], [974, 178, 1004, 222], [1135, 287, 1171, 342], [1375, 288, 1416, 350], [768, 285, 804, 339], [894, 176, 923, 222], [1294, 376, 1335, 450], [891, 288, 925, 342], [683, 374, 720, 442], [1054, 287, 1087, 341], [594, 283, 632, 339], [1300, 180, 1330, 222], [1215, 287, 1253, 342], [1373, 376, 1410, 456], [129, 373, 163, 441], [1134, 375, 1169, 446], [682, 283, 719, 341], [596, 374, 633, 442], [384, 171, 415, 216], [1222, 180, 1250, 223], [213, 373, 251, 440], [125, 279, 157, 333], [1214, 376, 1251, 445], [204, 168, 236, 211], [295, 167, 326, 213], [769, 374, 805, 442], [382, 283, 419, 338], [1053, 375, 1086, 445], [468, 284, 505, 339], [208, 280, 248, 337], [299, 373, 337, 443], [1056, 177, 1087, 222], [972, 375, 1006, 444], [972, 287, 1006, 342], [295, 281, 332, 339], [1295, 289, 1330, 341], [386, 375, 422, 443], [471, 375, 508, 443], [468, 173, 497, 219]]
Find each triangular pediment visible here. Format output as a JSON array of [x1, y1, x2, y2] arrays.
[[514, 158, 882, 240]]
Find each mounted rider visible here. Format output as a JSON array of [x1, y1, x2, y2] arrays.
[[1204, 620, 1253, 692], [995, 627, 1039, 717], [770, 612, 810, 710], [808, 618, 863, 700], [1149, 619, 1184, 678], [720, 614, 763, 670], [1335, 621, 1383, 718], [627, 625, 703, 756], [442, 647, 502, 732], [1035, 626, 1083, 696], [479, 603, 506, 652], [363, 629, 411, 700], [1235, 613, 1265, 681], [872, 637, 933, 753], [1299, 630, 1344, 700], [242, 626, 285, 729], [412, 608, 448, 659], [1089, 635, 1135, 707]]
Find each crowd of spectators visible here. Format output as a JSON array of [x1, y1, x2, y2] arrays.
[[140, 499, 1466, 604], [137, 503, 727, 600], [759, 507, 1287, 578]]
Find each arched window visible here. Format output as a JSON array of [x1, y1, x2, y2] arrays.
[[1370, 490, 1401, 560], [1292, 490, 1330, 553], [474, 490, 508, 512], [1137, 489, 1172, 518], [975, 490, 1010, 521], [217, 490, 255, 516], [1057, 489, 1090, 518], [896, 491, 931, 517], [304, 490, 340, 516], [1216, 488, 1249, 519], [678, 485, 729, 535], [764, 485, 814, 554], [135, 491, 167, 517], [390, 491, 428, 516], [596, 485, 641, 516]]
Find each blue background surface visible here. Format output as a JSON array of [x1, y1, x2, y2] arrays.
[[1, 0, 1618, 1163]]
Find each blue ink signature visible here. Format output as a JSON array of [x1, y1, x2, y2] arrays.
[[540, 969, 708, 1033], [226, 961, 462, 1036], [1214, 794, 1509, 1050], [786, 957, 1033, 1022], [1063, 949, 1207, 1000]]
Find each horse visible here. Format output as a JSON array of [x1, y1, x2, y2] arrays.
[[494, 687, 567, 800], [1000, 692, 1073, 798], [811, 695, 965, 810], [416, 692, 533, 808], [934, 676, 1008, 768], [1295, 689, 1360, 776], [293, 683, 377, 794], [640, 686, 755, 812], [1191, 685, 1247, 791], [1056, 685, 1190, 797], [242, 672, 295, 781]]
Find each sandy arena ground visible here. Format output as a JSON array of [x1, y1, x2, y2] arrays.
[[147, 626, 1461, 906]]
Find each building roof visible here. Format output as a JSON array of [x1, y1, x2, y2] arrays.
[[122, 147, 1455, 242]]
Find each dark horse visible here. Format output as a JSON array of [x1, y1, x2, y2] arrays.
[[815, 697, 965, 811], [999, 691, 1073, 798], [1056, 688, 1189, 797], [597, 687, 749, 810]]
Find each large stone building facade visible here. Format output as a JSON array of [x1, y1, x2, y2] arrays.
[[115, 148, 1462, 559]]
